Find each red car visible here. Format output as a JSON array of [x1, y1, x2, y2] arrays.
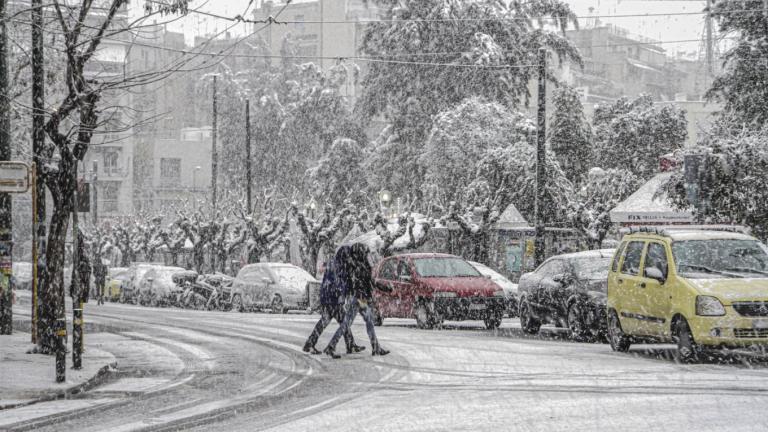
[[372, 253, 506, 329]]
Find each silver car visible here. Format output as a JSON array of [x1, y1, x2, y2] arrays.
[[137, 266, 186, 307], [231, 263, 319, 313]]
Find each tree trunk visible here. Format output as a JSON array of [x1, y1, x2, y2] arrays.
[[39, 201, 71, 352]]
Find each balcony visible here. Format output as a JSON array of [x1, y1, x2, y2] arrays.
[[99, 166, 128, 178]]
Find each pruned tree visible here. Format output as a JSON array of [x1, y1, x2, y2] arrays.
[[292, 201, 352, 277], [445, 182, 506, 265]]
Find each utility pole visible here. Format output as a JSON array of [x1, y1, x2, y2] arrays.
[[71, 165, 82, 370], [534, 48, 547, 268], [0, 0, 13, 335], [92, 160, 98, 224], [211, 75, 218, 212], [705, 0, 713, 78], [31, 0, 49, 350], [245, 100, 252, 214]]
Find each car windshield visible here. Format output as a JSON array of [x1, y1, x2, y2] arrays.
[[672, 239, 768, 277], [272, 266, 313, 288], [573, 258, 612, 280], [413, 258, 481, 278]]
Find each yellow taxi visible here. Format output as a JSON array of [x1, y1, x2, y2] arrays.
[[607, 227, 768, 362]]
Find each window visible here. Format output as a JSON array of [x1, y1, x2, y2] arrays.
[[672, 239, 768, 277], [621, 241, 645, 276], [644, 243, 669, 279], [612, 242, 627, 272], [537, 259, 566, 277], [160, 158, 181, 184], [397, 260, 412, 280], [378, 259, 397, 280], [412, 258, 480, 278]]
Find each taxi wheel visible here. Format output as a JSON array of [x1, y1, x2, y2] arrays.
[[675, 318, 701, 363], [519, 299, 541, 335], [607, 310, 631, 353]]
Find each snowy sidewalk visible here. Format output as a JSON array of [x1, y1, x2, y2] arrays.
[[0, 332, 116, 410]]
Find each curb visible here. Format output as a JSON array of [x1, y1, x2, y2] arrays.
[[0, 361, 117, 411]]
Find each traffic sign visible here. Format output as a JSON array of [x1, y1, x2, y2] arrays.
[[0, 162, 30, 193]]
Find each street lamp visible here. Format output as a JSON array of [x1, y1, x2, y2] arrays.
[[378, 190, 391, 218], [192, 166, 201, 192]]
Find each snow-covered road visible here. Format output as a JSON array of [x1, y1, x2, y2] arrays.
[[6, 300, 768, 432]]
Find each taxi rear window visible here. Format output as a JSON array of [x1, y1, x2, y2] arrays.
[[612, 242, 627, 272]]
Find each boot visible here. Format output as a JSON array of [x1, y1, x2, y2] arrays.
[[346, 344, 366, 354], [371, 341, 390, 356], [303, 343, 321, 355], [323, 346, 341, 359]]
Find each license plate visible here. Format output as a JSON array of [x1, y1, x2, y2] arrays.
[[753, 319, 768, 329], [469, 303, 486, 311]]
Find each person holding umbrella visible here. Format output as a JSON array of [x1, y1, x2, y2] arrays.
[[303, 245, 364, 355], [324, 242, 390, 358]]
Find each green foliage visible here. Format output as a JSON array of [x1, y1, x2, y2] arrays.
[[665, 127, 768, 239], [708, 1, 768, 127], [307, 138, 368, 209], [206, 41, 364, 199], [470, 143, 575, 224], [593, 95, 687, 179], [359, 0, 581, 198], [549, 85, 593, 183], [421, 97, 534, 205]]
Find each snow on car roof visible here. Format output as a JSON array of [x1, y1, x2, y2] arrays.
[[395, 253, 458, 259], [552, 249, 616, 260], [665, 230, 757, 242]]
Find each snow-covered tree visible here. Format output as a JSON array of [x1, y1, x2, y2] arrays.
[[570, 168, 641, 248], [292, 202, 353, 277], [664, 127, 768, 239], [359, 0, 581, 198], [421, 98, 534, 204], [707, 1, 768, 127], [471, 144, 575, 225], [549, 86, 593, 183], [306, 138, 368, 209], [593, 95, 687, 179]]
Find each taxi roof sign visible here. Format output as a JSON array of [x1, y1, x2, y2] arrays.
[[0, 162, 30, 193]]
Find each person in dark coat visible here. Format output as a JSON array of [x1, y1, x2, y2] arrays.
[[93, 255, 107, 305], [324, 242, 391, 358], [303, 246, 365, 355]]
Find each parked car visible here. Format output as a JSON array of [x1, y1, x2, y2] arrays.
[[469, 261, 519, 317], [518, 249, 615, 341], [231, 263, 318, 313], [122, 262, 165, 304], [607, 227, 768, 362], [106, 267, 130, 301], [372, 253, 506, 330], [12, 262, 32, 291], [137, 266, 188, 306]]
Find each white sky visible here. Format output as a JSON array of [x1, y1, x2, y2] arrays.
[[135, 0, 710, 58]]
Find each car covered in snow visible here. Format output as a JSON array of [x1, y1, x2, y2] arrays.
[[121, 262, 166, 303], [231, 263, 319, 313], [12, 262, 32, 291], [469, 261, 519, 317], [137, 266, 188, 306], [518, 249, 614, 341], [372, 253, 506, 329], [106, 267, 130, 301], [607, 227, 768, 362]]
